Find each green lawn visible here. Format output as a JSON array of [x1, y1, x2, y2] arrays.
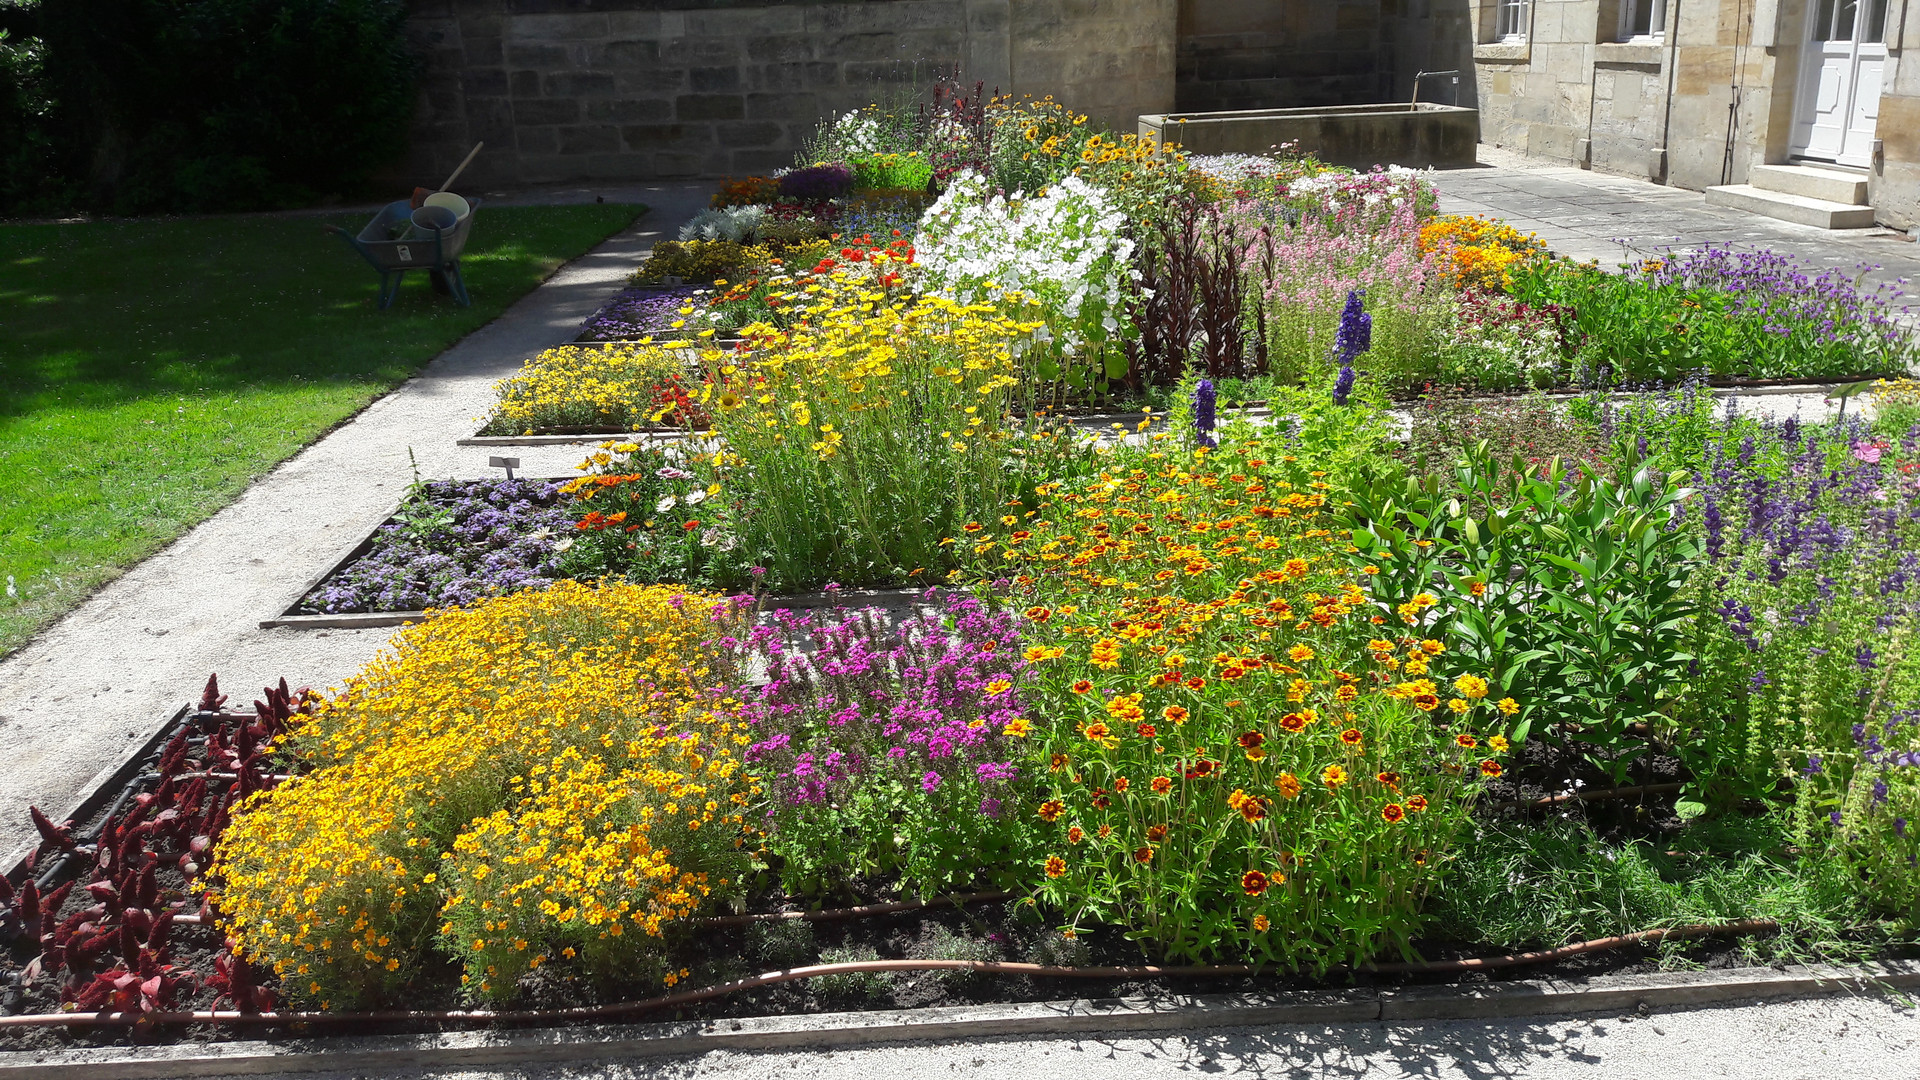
[[0, 203, 646, 656]]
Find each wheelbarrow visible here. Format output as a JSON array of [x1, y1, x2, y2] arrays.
[[326, 198, 481, 309]]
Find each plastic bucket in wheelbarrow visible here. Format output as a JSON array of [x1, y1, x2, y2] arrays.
[[410, 205, 458, 233]]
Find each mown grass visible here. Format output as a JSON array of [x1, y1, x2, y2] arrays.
[[0, 203, 646, 656]]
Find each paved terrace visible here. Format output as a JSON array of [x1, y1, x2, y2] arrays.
[[1430, 146, 1920, 295]]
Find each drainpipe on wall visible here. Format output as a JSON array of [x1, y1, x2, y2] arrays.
[[1656, 0, 1686, 184]]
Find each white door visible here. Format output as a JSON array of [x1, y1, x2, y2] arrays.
[[1791, 0, 1889, 167]]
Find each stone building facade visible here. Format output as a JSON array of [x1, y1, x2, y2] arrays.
[[1452, 0, 1920, 228], [396, 0, 1920, 228], [400, 0, 1176, 188]]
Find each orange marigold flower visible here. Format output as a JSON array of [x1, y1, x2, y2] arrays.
[[1025, 606, 1052, 622], [1150, 775, 1173, 794], [1083, 722, 1111, 741], [1420, 638, 1445, 653], [1252, 913, 1271, 932], [1448, 698, 1471, 714], [1163, 704, 1189, 725], [1067, 826, 1084, 844], [1339, 727, 1364, 748], [1376, 770, 1402, 789], [1146, 823, 1168, 842], [1480, 759, 1503, 777], [1412, 693, 1441, 712], [1497, 697, 1521, 715], [1335, 684, 1358, 703], [963, 522, 984, 533], [1133, 845, 1155, 863], [1322, 764, 1348, 788], [1381, 803, 1407, 824], [1038, 800, 1065, 822], [1469, 581, 1488, 597], [1097, 824, 1112, 839], [1287, 644, 1315, 663], [1275, 773, 1303, 799], [1238, 796, 1268, 822], [1278, 711, 1309, 733], [1455, 733, 1478, 749], [1136, 722, 1159, 739], [1050, 753, 1069, 771], [1114, 777, 1130, 793], [1241, 870, 1270, 896], [1071, 680, 1093, 694], [1407, 795, 1430, 812], [1185, 677, 1207, 691], [1045, 856, 1066, 878], [1237, 731, 1265, 750], [1489, 735, 1511, 753]]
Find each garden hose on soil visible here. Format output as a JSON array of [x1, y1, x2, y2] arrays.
[[0, 918, 1778, 1030]]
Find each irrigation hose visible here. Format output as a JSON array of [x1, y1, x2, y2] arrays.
[[0, 918, 1778, 1030]]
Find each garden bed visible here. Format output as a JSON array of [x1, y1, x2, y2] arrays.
[[0, 692, 1908, 1055]]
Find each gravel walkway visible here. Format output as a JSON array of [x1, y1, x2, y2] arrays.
[[0, 182, 713, 866], [224, 992, 1916, 1080]]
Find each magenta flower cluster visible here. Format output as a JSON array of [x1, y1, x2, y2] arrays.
[[735, 590, 1028, 817]]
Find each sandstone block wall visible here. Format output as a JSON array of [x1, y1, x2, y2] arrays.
[[400, 0, 1175, 188]]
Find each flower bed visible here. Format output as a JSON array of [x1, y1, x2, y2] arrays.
[[576, 285, 704, 341], [4, 86, 1918, 1044]]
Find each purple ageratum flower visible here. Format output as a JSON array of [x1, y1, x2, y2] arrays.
[[578, 285, 703, 340], [1194, 379, 1217, 449], [777, 163, 854, 201]]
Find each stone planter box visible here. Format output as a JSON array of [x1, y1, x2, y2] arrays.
[[1140, 103, 1479, 170]]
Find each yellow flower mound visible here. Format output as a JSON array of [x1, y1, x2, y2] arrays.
[[211, 581, 759, 1005], [1418, 214, 1547, 290], [482, 343, 699, 436]]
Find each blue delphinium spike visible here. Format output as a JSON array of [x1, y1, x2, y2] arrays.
[[1194, 379, 1216, 448]]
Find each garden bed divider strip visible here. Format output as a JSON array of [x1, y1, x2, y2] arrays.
[[0, 916, 1781, 1032], [2, 959, 1913, 1079]]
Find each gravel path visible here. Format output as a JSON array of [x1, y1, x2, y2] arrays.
[[0, 182, 713, 866], [220, 992, 1917, 1080]]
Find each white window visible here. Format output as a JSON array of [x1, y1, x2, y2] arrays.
[[1620, 0, 1669, 40], [1495, 0, 1530, 41]]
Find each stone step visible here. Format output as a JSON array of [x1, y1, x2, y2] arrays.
[[1749, 163, 1869, 205], [1703, 184, 1877, 229]]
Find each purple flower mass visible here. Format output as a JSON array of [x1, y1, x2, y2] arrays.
[[1194, 379, 1217, 448], [578, 285, 704, 340], [297, 479, 572, 614]]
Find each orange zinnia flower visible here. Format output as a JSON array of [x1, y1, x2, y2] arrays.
[[1038, 800, 1064, 822], [1045, 856, 1066, 877], [1150, 775, 1173, 794], [1275, 773, 1303, 799]]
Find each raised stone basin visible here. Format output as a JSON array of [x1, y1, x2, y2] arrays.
[[1140, 103, 1478, 169]]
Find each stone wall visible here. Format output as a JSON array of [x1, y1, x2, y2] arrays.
[[1172, 1, 1474, 117], [400, 0, 1175, 188]]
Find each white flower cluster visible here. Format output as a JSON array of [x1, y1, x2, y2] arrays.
[[679, 205, 767, 243], [914, 170, 1135, 347], [831, 109, 883, 156], [1186, 154, 1279, 183]]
